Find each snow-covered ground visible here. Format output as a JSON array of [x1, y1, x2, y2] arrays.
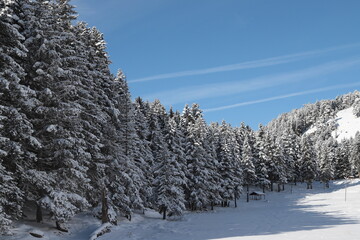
[[4, 180, 360, 240]]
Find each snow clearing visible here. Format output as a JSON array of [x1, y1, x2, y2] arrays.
[[5, 179, 360, 240]]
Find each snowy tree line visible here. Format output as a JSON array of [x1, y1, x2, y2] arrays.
[[1, 0, 360, 234]]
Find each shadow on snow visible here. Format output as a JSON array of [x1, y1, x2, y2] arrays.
[[105, 180, 359, 240]]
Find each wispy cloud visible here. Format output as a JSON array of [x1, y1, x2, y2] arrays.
[[129, 43, 360, 83], [144, 57, 360, 105], [203, 82, 360, 112]]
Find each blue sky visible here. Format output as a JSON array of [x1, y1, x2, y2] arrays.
[[72, 0, 360, 129]]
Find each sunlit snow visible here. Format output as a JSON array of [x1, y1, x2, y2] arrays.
[[331, 107, 360, 142], [305, 106, 360, 142]]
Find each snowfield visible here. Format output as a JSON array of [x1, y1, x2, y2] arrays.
[[332, 107, 360, 141], [4, 179, 360, 240], [305, 106, 360, 142]]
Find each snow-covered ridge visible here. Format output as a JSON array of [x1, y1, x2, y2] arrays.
[[305, 106, 360, 142]]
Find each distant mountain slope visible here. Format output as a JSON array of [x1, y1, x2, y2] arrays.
[[332, 107, 360, 141], [305, 106, 360, 142], [266, 90, 360, 138]]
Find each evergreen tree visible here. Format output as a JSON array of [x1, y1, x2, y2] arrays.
[[154, 118, 186, 219], [300, 136, 318, 189], [0, 0, 41, 229], [113, 71, 146, 213], [182, 104, 214, 210], [241, 135, 257, 201], [205, 123, 223, 209], [334, 139, 352, 179], [253, 125, 270, 192], [269, 137, 288, 191], [22, 0, 92, 227], [133, 97, 154, 209], [280, 128, 300, 183], [318, 138, 335, 188], [217, 121, 242, 206], [351, 133, 360, 177]]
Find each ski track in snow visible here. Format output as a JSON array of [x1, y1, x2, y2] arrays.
[[4, 180, 360, 240]]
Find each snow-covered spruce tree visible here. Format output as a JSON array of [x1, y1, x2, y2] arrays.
[[353, 98, 360, 117], [147, 100, 170, 207], [0, 161, 23, 234], [72, 22, 141, 218], [335, 139, 352, 179], [169, 108, 192, 190], [182, 104, 214, 210], [254, 125, 273, 191], [21, 0, 92, 228], [253, 125, 270, 192], [280, 128, 300, 184], [97, 73, 147, 221], [299, 135, 318, 189], [217, 121, 242, 207], [0, 206, 11, 234], [0, 0, 43, 231], [204, 123, 223, 209], [100, 118, 132, 221], [133, 97, 155, 210], [318, 138, 335, 188], [241, 135, 257, 202], [169, 108, 190, 189], [351, 132, 360, 177], [112, 71, 148, 215], [153, 118, 186, 220], [269, 137, 288, 192], [69, 22, 110, 207], [234, 122, 248, 156]]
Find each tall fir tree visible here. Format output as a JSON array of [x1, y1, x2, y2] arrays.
[[241, 135, 257, 201], [253, 125, 270, 192], [153, 118, 186, 219], [300, 136, 318, 189]]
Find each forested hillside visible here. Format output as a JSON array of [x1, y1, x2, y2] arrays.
[[1, 0, 360, 235]]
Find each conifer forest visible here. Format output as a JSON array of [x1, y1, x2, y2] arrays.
[[1, 0, 360, 234]]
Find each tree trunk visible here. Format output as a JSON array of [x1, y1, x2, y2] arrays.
[[262, 185, 265, 193], [282, 184, 285, 191], [234, 195, 237, 208], [162, 207, 167, 220], [211, 201, 214, 210], [270, 181, 273, 191], [36, 204, 43, 223], [277, 183, 281, 192], [246, 184, 249, 202], [101, 189, 109, 224], [56, 221, 61, 230]]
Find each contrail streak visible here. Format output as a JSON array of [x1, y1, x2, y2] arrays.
[[204, 82, 360, 112], [144, 57, 360, 105], [129, 43, 360, 83]]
